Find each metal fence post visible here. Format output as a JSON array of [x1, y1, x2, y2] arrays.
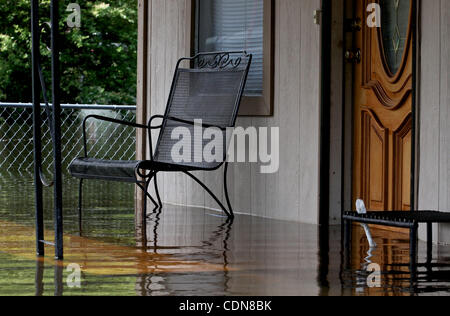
[[31, 0, 45, 257], [51, 0, 64, 260]]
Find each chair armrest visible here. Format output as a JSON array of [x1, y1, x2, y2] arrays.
[[84, 114, 148, 129], [82, 114, 147, 158], [149, 115, 227, 131]]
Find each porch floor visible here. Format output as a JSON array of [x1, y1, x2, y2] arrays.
[[1, 174, 450, 296]]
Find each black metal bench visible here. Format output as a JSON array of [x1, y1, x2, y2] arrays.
[[69, 51, 252, 224], [343, 210, 450, 279]]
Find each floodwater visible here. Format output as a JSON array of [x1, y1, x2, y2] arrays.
[[1, 172, 450, 296]]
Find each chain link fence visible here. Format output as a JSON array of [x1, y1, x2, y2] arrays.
[[0, 103, 137, 174]]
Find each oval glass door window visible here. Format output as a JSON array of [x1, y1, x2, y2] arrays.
[[380, 0, 411, 75]]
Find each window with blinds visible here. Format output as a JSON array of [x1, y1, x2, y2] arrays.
[[196, 0, 264, 96]]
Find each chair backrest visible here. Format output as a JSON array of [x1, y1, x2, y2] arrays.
[[153, 51, 252, 170]]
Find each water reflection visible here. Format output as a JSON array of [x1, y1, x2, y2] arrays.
[[34, 259, 64, 297], [344, 226, 450, 296], [35, 260, 45, 296], [136, 216, 234, 296], [354, 247, 377, 294], [1, 172, 450, 296], [30, 213, 237, 296]]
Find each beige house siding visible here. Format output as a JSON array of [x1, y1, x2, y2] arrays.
[[137, 0, 322, 224], [418, 0, 450, 243]]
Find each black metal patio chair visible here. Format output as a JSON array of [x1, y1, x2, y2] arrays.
[[69, 51, 252, 223]]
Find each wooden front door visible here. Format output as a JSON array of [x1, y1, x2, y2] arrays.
[[353, 0, 413, 212]]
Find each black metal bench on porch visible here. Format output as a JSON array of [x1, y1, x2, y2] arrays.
[[343, 210, 450, 278], [69, 51, 252, 223]]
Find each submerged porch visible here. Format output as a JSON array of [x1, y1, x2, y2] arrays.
[[1, 172, 450, 296]]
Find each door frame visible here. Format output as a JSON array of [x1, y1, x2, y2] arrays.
[[321, 0, 420, 224]]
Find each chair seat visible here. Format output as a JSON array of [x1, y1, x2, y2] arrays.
[[69, 158, 141, 183], [69, 158, 206, 183]]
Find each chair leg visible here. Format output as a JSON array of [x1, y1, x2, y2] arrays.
[[410, 224, 418, 283], [142, 182, 147, 227], [146, 174, 162, 213], [137, 173, 158, 221], [78, 179, 83, 234], [343, 219, 352, 270], [184, 170, 233, 219], [223, 163, 234, 218], [153, 172, 163, 208], [427, 222, 433, 264], [138, 181, 150, 228], [145, 176, 158, 208]]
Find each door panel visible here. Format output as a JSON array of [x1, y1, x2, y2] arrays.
[[360, 109, 388, 210], [353, 0, 413, 212], [393, 113, 412, 211]]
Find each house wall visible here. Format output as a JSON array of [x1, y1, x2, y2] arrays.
[[418, 0, 450, 244], [138, 0, 322, 224]]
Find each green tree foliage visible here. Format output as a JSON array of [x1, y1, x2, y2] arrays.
[[0, 0, 137, 105]]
